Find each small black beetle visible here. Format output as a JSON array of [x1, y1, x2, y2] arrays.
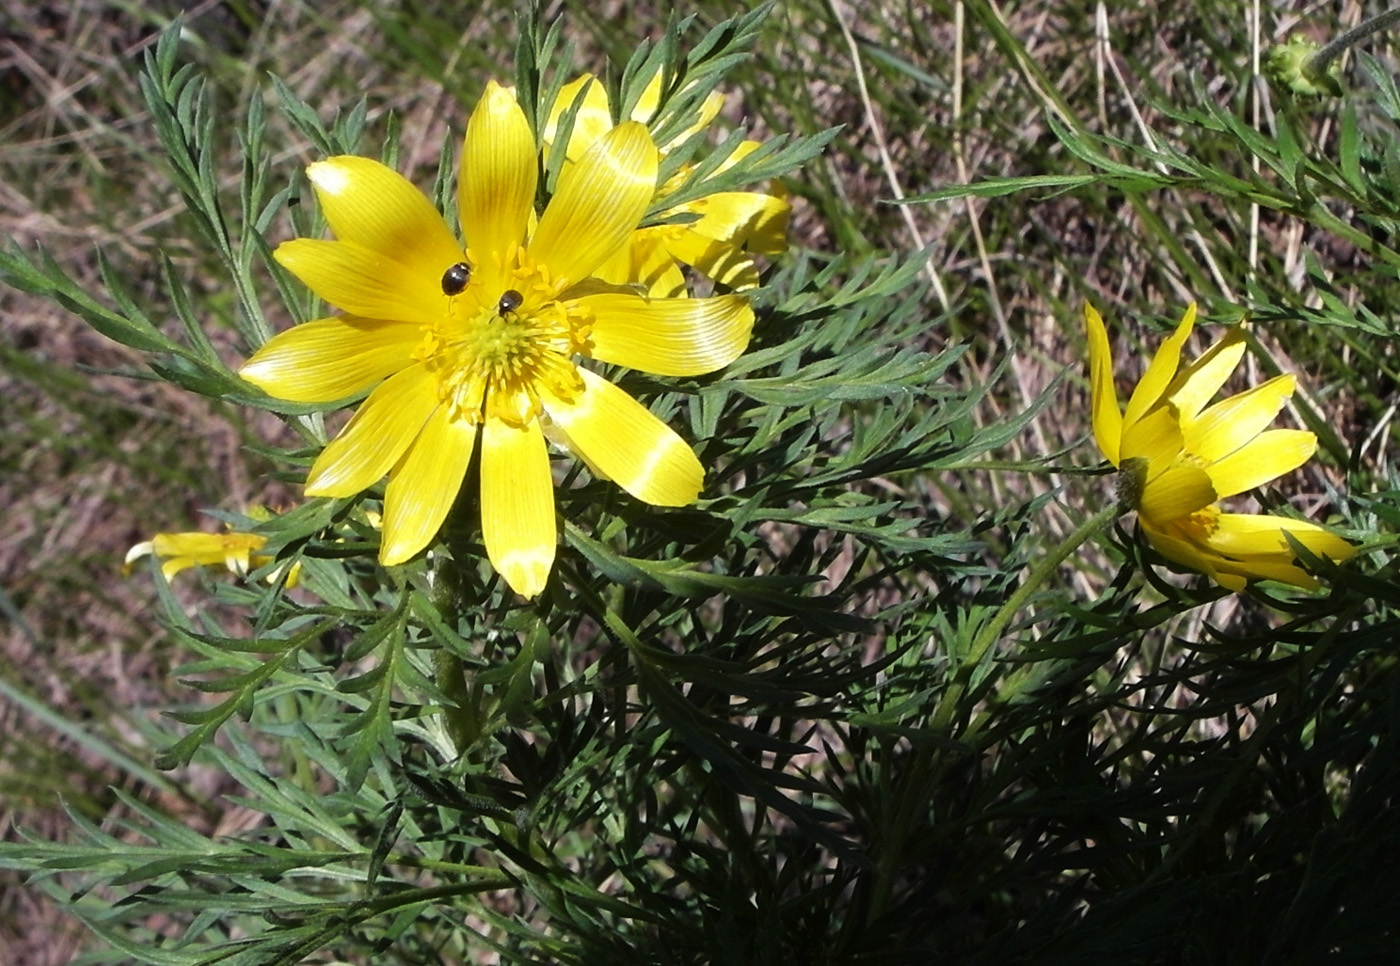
[[441, 261, 472, 296]]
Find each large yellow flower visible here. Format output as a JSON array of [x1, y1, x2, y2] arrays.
[[543, 70, 790, 296], [1086, 301, 1354, 591], [241, 82, 755, 597]]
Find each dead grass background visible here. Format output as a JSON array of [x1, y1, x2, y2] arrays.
[[1, 0, 1381, 961]]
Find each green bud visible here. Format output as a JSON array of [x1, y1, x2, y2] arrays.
[[1265, 36, 1344, 98], [1116, 457, 1149, 515]]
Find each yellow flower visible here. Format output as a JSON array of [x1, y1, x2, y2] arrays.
[[125, 530, 300, 587], [240, 82, 755, 597], [1085, 301, 1354, 591], [543, 70, 790, 296]]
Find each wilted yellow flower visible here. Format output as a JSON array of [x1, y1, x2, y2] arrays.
[[240, 82, 755, 598], [125, 530, 300, 587], [543, 70, 790, 296], [1086, 301, 1354, 591]]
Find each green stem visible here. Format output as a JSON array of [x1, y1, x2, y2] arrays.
[[866, 500, 1121, 923], [931, 501, 1121, 730], [1309, 7, 1400, 76]]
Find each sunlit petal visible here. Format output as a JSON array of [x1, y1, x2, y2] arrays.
[[1137, 462, 1216, 523], [542, 367, 703, 506], [530, 121, 659, 287], [1207, 429, 1316, 498], [591, 228, 688, 296], [274, 239, 445, 325], [305, 156, 462, 270], [304, 364, 439, 497], [128, 532, 261, 578], [1123, 303, 1196, 428], [1119, 406, 1184, 471], [459, 81, 537, 293], [1208, 513, 1356, 562], [659, 228, 759, 290], [545, 74, 614, 161], [680, 191, 791, 254], [1167, 327, 1247, 422], [241, 316, 420, 402], [630, 70, 666, 122], [1139, 517, 1243, 590], [576, 292, 753, 376], [480, 418, 555, 597], [380, 407, 479, 566], [1184, 374, 1295, 461], [1212, 558, 1315, 590], [1085, 302, 1123, 466]]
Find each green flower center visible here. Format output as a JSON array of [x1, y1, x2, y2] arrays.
[[414, 251, 591, 427]]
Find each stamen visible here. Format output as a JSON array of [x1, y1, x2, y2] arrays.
[[415, 250, 589, 426]]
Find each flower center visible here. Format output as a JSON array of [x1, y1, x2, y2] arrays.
[[413, 248, 592, 428], [1159, 505, 1221, 544]]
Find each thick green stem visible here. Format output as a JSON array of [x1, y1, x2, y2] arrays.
[[932, 501, 1121, 729], [1310, 7, 1400, 75], [867, 500, 1121, 923]]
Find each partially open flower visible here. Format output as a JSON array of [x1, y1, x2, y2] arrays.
[[543, 70, 790, 296], [241, 82, 755, 597], [125, 528, 299, 587], [1086, 301, 1354, 591]]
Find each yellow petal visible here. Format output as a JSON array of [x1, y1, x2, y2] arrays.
[[380, 406, 478, 565], [1138, 462, 1216, 523], [657, 85, 727, 152], [1206, 429, 1316, 498], [591, 228, 688, 296], [630, 70, 666, 123], [1085, 302, 1123, 466], [692, 89, 725, 131], [1213, 558, 1315, 590], [1139, 517, 1242, 590], [1208, 513, 1355, 562], [1167, 327, 1247, 422], [679, 191, 791, 255], [1143, 509, 1350, 592], [305, 155, 462, 273], [542, 367, 703, 506], [1123, 303, 1196, 429], [241, 316, 421, 402], [459, 81, 537, 293], [274, 239, 444, 325], [1120, 406, 1186, 470], [1183, 374, 1294, 461], [530, 121, 659, 288], [576, 292, 753, 376], [304, 364, 439, 497], [480, 418, 555, 597], [137, 532, 264, 577], [659, 228, 759, 290], [545, 74, 614, 161]]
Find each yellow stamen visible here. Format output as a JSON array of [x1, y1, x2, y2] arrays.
[[413, 250, 588, 427]]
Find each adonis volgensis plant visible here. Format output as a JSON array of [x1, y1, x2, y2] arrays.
[[13, 3, 1395, 963], [122, 17, 806, 601], [240, 80, 764, 597]]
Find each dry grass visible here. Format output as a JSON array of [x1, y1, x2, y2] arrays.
[[0, 1, 462, 954], [1, 0, 1380, 959]]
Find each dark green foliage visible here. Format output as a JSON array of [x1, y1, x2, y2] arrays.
[[4, 3, 1400, 965]]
